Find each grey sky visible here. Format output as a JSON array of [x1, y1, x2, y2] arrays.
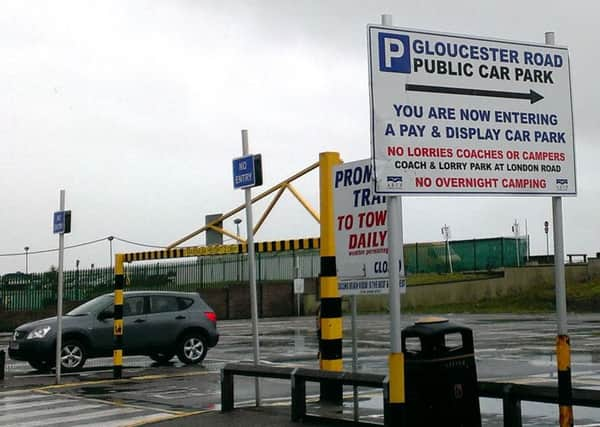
[[1, 1, 598, 273]]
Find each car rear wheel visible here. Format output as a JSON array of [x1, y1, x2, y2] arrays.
[[60, 339, 87, 371], [149, 352, 175, 364], [177, 333, 207, 364], [28, 359, 51, 372]]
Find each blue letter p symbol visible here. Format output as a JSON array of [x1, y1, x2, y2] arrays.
[[378, 33, 410, 73]]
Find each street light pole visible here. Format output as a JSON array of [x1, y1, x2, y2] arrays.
[[24, 246, 29, 274], [512, 219, 520, 267], [234, 219, 242, 240], [108, 236, 114, 270], [544, 220, 550, 259], [76, 259, 80, 300], [441, 225, 452, 273]]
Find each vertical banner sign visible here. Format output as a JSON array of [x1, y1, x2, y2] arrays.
[[367, 26, 576, 196], [333, 159, 406, 295]]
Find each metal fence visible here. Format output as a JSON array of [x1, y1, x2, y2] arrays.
[[0, 250, 321, 312], [0, 237, 529, 312]]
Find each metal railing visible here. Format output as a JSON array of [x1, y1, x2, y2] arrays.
[[479, 381, 600, 426], [220, 364, 600, 427]]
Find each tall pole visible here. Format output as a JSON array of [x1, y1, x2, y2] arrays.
[[113, 254, 125, 379], [525, 219, 530, 263], [55, 189, 65, 384], [547, 30, 573, 427], [242, 129, 261, 406], [318, 151, 343, 404], [76, 259, 80, 300], [108, 236, 114, 270], [513, 219, 520, 267], [382, 13, 407, 423], [24, 247, 29, 274], [545, 220, 550, 258], [294, 255, 301, 316], [442, 224, 453, 273], [351, 295, 359, 422]]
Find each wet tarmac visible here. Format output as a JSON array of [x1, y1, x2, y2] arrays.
[[1, 313, 600, 425]]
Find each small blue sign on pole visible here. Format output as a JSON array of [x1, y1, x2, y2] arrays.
[[53, 210, 72, 234], [53, 211, 65, 234], [232, 154, 263, 189]]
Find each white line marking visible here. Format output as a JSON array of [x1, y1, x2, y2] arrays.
[[0, 398, 74, 411], [0, 403, 103, 423], [16, 407, 143, 427]]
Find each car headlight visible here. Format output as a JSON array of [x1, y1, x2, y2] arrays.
[[26, 326, 52, 339]]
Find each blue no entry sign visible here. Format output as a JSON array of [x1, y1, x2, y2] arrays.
[[232, 154, 263, 189]]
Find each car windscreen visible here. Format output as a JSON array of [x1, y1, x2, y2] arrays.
[[67, 294, 113, 316]]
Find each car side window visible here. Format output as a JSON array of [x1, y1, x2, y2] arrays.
[[123, 296, 145, 317], [150, 295, 178, 313], [177, 297, 194, 310]]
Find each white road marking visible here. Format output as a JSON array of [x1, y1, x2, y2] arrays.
[[0, 402, 103, 423], [0, 390, 177, 427]]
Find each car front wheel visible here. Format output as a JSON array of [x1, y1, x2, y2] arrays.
[[60, 339, 87, 371], [177, 333, 207, 364]]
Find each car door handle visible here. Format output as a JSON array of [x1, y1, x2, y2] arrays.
[[134, 318, 145, 323], [175, 316, 186, 320]]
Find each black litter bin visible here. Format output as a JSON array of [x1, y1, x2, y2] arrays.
[[402, 317, 481, 427]]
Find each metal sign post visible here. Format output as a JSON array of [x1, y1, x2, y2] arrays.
[[240, 129, 261, 406], [351, 294, 359, 422], [381, 13, 407, 422], [54, 190, 66, 384], [547, 31, 573, 427]]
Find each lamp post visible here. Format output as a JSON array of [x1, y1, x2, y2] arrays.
[[76, 259, 80, 300], [234, 219, 242, 281], [234, 219, 242, 239], [512, 219, 520, 267], [441, 224, 452, 273], [24, 246, 30, 274], [108, 236, 114, 270], [544, 220, 550, 260]]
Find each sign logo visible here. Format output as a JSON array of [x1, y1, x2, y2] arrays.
[[386, 175, 403, 189], [556, 178, 569, 191], [378, 33, 410, 73]]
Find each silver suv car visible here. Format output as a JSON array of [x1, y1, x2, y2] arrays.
[[8, 291, 219, 371]]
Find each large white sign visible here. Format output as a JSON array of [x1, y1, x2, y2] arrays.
[[368, 26, 576, 195], [333, 159, 406, 296]]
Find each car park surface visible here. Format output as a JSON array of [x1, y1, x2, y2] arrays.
[[2, 314, 600, 426]]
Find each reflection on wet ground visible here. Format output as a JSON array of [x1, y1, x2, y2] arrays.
[[4, 313, 600, 425], [219, 313, 600, 425]]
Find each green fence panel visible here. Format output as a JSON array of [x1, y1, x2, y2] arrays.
[[0, 239, 530, 312]]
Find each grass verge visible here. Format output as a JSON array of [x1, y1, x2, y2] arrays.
[[405, 278, 600, 314]]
